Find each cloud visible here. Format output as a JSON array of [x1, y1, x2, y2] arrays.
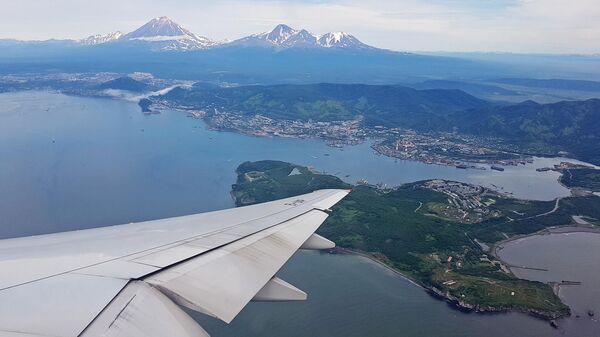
[[0, 0, 598, 53]]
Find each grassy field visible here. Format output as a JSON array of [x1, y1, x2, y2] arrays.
[[229, 160, 598, 318]]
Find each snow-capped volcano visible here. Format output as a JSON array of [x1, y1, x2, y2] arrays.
[[121, 16, 217, 50], [74, 19, 375, 51], [76, 17, 216, 51], [230, 24, 373, 49], [228, 24, 373, 50]]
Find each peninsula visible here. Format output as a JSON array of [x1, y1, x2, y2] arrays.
[[231, 160, 600, 321]]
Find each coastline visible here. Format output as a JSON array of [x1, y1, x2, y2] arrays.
[[331, 247, 423, 289], [42, 89, 600, 181], [2, 86, 598, 335], [492, 224, 600, 260], [491, 224, 600, 280], [229, 159, 589, 323], [330, 246, 569, 321], [491, 224, 600, 315], [146, 97, 567, 170], [20, 89, 596, 322]]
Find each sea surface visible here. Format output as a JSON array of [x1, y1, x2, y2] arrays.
[[0, 91, 582, 238], [497, 229, 600, 335], [0, 91, 586, 336]]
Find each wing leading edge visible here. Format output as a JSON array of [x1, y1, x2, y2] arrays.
[[0, 189, 350, 337]]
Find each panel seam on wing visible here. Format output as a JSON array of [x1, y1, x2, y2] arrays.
[[0, 190, 341, 291]]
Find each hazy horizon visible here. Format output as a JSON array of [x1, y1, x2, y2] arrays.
[[1, 0, 598, 54]]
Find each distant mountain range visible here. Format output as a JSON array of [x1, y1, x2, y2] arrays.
[[0, 22, 490, 84], [490, 78, 600, 92], [2, 17, 600, 83], [74, 17, 376, 51], [228, 23, 373, 50]]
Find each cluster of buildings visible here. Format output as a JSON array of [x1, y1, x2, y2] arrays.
[[204, 109, 366, 145], [423, 180, 502, 223], [371, 130, 532, 169], [181, 106, 538, 171]]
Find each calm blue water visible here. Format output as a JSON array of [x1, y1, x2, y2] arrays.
[[498, 230, 600, 335], [0, 91, 577, 238], [0, 91, 568, 336]]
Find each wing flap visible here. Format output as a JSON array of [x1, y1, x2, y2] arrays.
[[252, 277, 307, 301], [80, 282, 210, 337], [300, 233, 336, 250], [145, 210, 329, 323]]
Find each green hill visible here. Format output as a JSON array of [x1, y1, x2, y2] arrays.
[[97, 76, 150, 92], [231, 160, 576, 319], [162, 83, 489, 128], [161, 83, 600, 164], [456, 99, 600, 163]]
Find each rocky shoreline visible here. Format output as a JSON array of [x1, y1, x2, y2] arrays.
[[426, 285, 569, 321], [330, 247, 570, 322]]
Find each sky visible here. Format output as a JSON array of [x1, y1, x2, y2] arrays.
[[0, 0, 598, 53]]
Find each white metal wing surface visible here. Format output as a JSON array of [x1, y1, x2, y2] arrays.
[[0, 189, 350, 337]]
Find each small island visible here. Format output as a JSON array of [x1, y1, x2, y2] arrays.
[[231, 160, 600, 321]]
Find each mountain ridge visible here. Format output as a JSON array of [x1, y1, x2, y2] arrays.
[[60, 18, 378, 51], [228, 23, 374, 50]]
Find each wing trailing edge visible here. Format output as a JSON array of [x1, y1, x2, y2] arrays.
[[144, 209, 330, 323]]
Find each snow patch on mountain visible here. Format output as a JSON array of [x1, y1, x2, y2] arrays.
[[318, 32, 371, 49], [263, 24, 298, 44], [129, 35, 190, 42], [78, 31, 123, 45]]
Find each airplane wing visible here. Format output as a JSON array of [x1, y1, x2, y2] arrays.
[[0, 189, 350, 337]]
